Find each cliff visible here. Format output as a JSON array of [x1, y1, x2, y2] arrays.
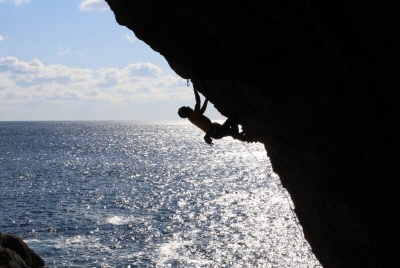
[[105, 1, 400, 267]]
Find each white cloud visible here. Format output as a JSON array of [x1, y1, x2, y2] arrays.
[[0, 34, 4, 42], [57, 46, 70, 56], [14, 0, 29, 4], [126, 33, 135, 43], [0, 0, 30, 4], [0, 57, 190, 105], [122, 62, 163, 78], [78, 0, 109, 11], [0, 57, 195, 120]]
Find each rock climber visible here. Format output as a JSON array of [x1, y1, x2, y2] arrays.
[[178, 87, 249, 145]]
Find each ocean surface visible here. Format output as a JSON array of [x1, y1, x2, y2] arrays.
[[0, 121, 321, 267]]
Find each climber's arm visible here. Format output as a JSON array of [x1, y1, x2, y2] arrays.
[[194, 87, 201, 110], [200, 99, 208, 114]]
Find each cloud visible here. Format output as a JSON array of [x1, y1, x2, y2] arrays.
[[14, 0, 29, 4], [0, 57, 190, 106], [57, 46, 70, 56], [122, 62, 163, 78], [126, 33, 135, 43], [0, 57, 197, 120], [57, 47, 84, 57], [0, 0, 30, 4], [0, 34, 4, 42], [78, 0, 109, 11]]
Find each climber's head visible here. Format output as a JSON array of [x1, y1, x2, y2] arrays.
[[178, 106, 193, 118]]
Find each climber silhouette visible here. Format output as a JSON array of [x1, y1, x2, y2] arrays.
[[178, 87, 249, 145]]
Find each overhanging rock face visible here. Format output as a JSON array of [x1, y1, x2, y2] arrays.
[[105, 1, 400, 267]]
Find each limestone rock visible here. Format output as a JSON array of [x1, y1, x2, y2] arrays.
[[105, 1, 400, 267]]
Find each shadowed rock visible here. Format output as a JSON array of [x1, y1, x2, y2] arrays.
[[105, 1, 400, 267], [0, 232, 45, 268], [0, 248, 29, 268]]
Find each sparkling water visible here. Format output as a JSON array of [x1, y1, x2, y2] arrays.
[[0, 121, 321, 267]]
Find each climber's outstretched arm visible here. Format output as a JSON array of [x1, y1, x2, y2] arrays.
[[194, 87, 201, 110], [200, 99, 208, 114]]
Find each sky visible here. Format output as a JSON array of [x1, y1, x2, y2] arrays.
[[0, 0, 223, 121]]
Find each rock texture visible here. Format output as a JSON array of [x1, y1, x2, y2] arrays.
[[0, 232, 45, 268], [105, 1, 400, 267]]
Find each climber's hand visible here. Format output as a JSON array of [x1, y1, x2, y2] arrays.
[[204, 135, 213, 145]]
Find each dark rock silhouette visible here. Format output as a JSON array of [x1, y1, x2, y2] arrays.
[[106, 1, 400, 267], [0, 232, 45, 268]]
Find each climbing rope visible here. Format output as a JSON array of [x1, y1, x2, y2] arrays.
[[240, 141, 305, 240]]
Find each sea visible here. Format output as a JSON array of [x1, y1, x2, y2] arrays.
[[0, 121, 321, 267]]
